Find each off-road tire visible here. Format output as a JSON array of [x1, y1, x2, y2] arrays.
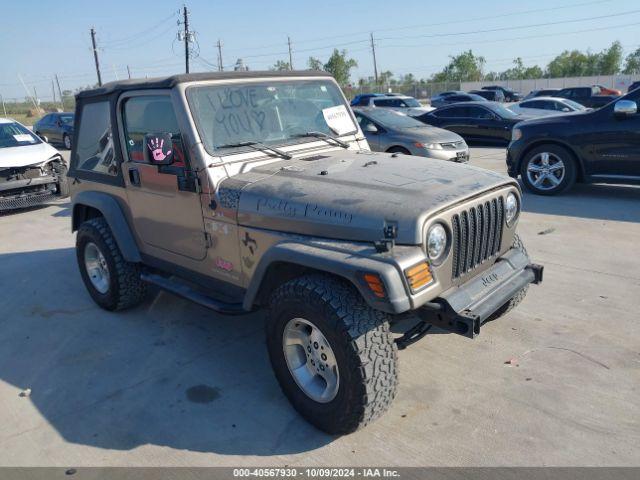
[[266, 274, 398, 435], [487, 234, 529, 321], [520, 144, 577, 196], [76, 217, 146, 311], [53, 162, 70, 198], [387, 146, 411, 155]]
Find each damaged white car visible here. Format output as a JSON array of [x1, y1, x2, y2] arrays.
[[0, 118, 69, 211]]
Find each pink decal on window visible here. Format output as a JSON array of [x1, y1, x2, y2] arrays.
[[147, 137, 172, 162]]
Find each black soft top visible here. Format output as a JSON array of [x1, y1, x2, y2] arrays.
[[76, 70, 333, 99]]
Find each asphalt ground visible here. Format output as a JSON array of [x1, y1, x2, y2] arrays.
[[0, 147, 638, 466]]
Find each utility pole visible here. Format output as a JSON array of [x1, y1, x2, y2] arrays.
[[54, 74, 64, 110], [183, 5, 190, 74], [90, 27, 102, 86], [52, 79, 56, 104], [370, 32, 378, 85], [1, 94, 7, 117], [287, 36, 294, 70], [217, 39, 223, 71], [127, 65, 131, 79], [33, 87, 39, 105]]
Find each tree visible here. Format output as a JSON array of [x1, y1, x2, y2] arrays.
[[546, 42, 623, 76], [431, 50, 486, 82], [323, 49, 358, 85], [307, 57, 323, 71], [623, 47, 640, 74], [379, 70, 394, 85], [597, 41, 623, 75], [271, 60, 291, 71]]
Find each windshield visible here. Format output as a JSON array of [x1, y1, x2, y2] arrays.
[[60, 114, 74, 125], [402, 98, 421, 107], [364, 109, 425, 128], [187, 80, 357, 153], [563, 99, 586, 111], [0, 122, 41, 148]]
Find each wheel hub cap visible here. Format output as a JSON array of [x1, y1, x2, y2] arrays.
[[526, 152, 566, 191], [84, 242, 110, 294], [282, 318, 339, 403]]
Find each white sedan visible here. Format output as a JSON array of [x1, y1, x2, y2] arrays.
[[508, 97, 589, 117], [0, 118, 69, 211]]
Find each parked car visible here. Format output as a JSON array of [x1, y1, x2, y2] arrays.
[[33, 112, 75, 150], [353, 107, 469, 162], [429, 90, 464, 106], [482, 86, 521, 102], [350, 93, 384, 107], [431, 93, 488, 108], [0, 118, 69, 211], [553, 86, 618, 108], [469, 89, 505, 102], [628, 81, 640, 93], [416, 101, 529, 144], [509, 97, 589, 117], [507, 88, 639, 195], [68, 70, 542, 434], [359, 94, 433, 116], [522, 88, 561, 101], [592, 84, 622, 96]]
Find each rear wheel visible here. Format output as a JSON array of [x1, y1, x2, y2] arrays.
[[520, 144, 576, 195], [63, 133, 72, 150], [76, 217, 146, 311], [266, 274, 398, 435]]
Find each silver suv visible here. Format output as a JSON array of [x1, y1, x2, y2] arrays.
[[69, 71, 543, 434]]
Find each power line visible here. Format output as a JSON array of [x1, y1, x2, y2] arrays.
[[99, 11, 179, 47]]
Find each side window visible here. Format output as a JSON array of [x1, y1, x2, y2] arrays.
[[468, 107, 493, 119], [75, 101, 118, 176], [355, 113, 375, 130], [436, 106, 467, 118], [122, 95, 186, 167]]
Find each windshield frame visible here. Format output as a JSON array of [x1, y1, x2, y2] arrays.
[[185, 76, 359, 158]]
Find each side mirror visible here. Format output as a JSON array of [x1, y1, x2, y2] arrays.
[[363, 123, 378, 134], [144, 133, 174, 165], [614, 100, 637, 117]]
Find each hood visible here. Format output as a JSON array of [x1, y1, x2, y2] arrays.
[[0, 141, 60, 169], [396, 125, 464, 144], [516, 110, 591, 129], [226, 149, 514, 245], [405, 106, 435, 116]]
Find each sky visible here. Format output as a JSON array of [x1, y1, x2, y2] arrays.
[[1, 0, 639, 100]]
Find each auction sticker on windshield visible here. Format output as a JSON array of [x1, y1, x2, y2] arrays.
[[13, 134, 35, 143], [322, 105, 354, 135]]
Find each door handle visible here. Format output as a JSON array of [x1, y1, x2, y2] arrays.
[[128, 168, 141, 186]]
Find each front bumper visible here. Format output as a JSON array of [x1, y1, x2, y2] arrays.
[[0, 175, 60, 211], [421, 147, 470, 163], [415, 248, 543, 338]]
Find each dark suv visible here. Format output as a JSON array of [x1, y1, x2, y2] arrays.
[[482, 86, 521, 102], [507, 89, 640, 195]]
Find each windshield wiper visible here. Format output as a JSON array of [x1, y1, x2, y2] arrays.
[[292, 131, 349, 149], [216, 141, 292, 160]]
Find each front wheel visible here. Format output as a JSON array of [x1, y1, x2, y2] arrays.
[[520, 144, 576, 195], [76, 217, 147, 311], [266, 274, 398, 435]]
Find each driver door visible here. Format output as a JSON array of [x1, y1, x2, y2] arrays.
[[120, 93, 208, 261]]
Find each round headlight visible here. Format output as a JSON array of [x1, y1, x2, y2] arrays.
[[505, 192, 519, 226], [427, 223, 448, 263]]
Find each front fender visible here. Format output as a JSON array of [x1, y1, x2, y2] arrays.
[[71, 191, 141, 263], [243, 241, 416, 314]]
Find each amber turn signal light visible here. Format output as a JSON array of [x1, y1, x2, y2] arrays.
[[363, 273, 386, 298], [405, 262, 433, 292]]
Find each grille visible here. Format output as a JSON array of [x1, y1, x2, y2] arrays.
[[451, 196, 505, 280]]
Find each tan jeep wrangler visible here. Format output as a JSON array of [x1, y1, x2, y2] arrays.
[[69, 71, 543, 434]]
